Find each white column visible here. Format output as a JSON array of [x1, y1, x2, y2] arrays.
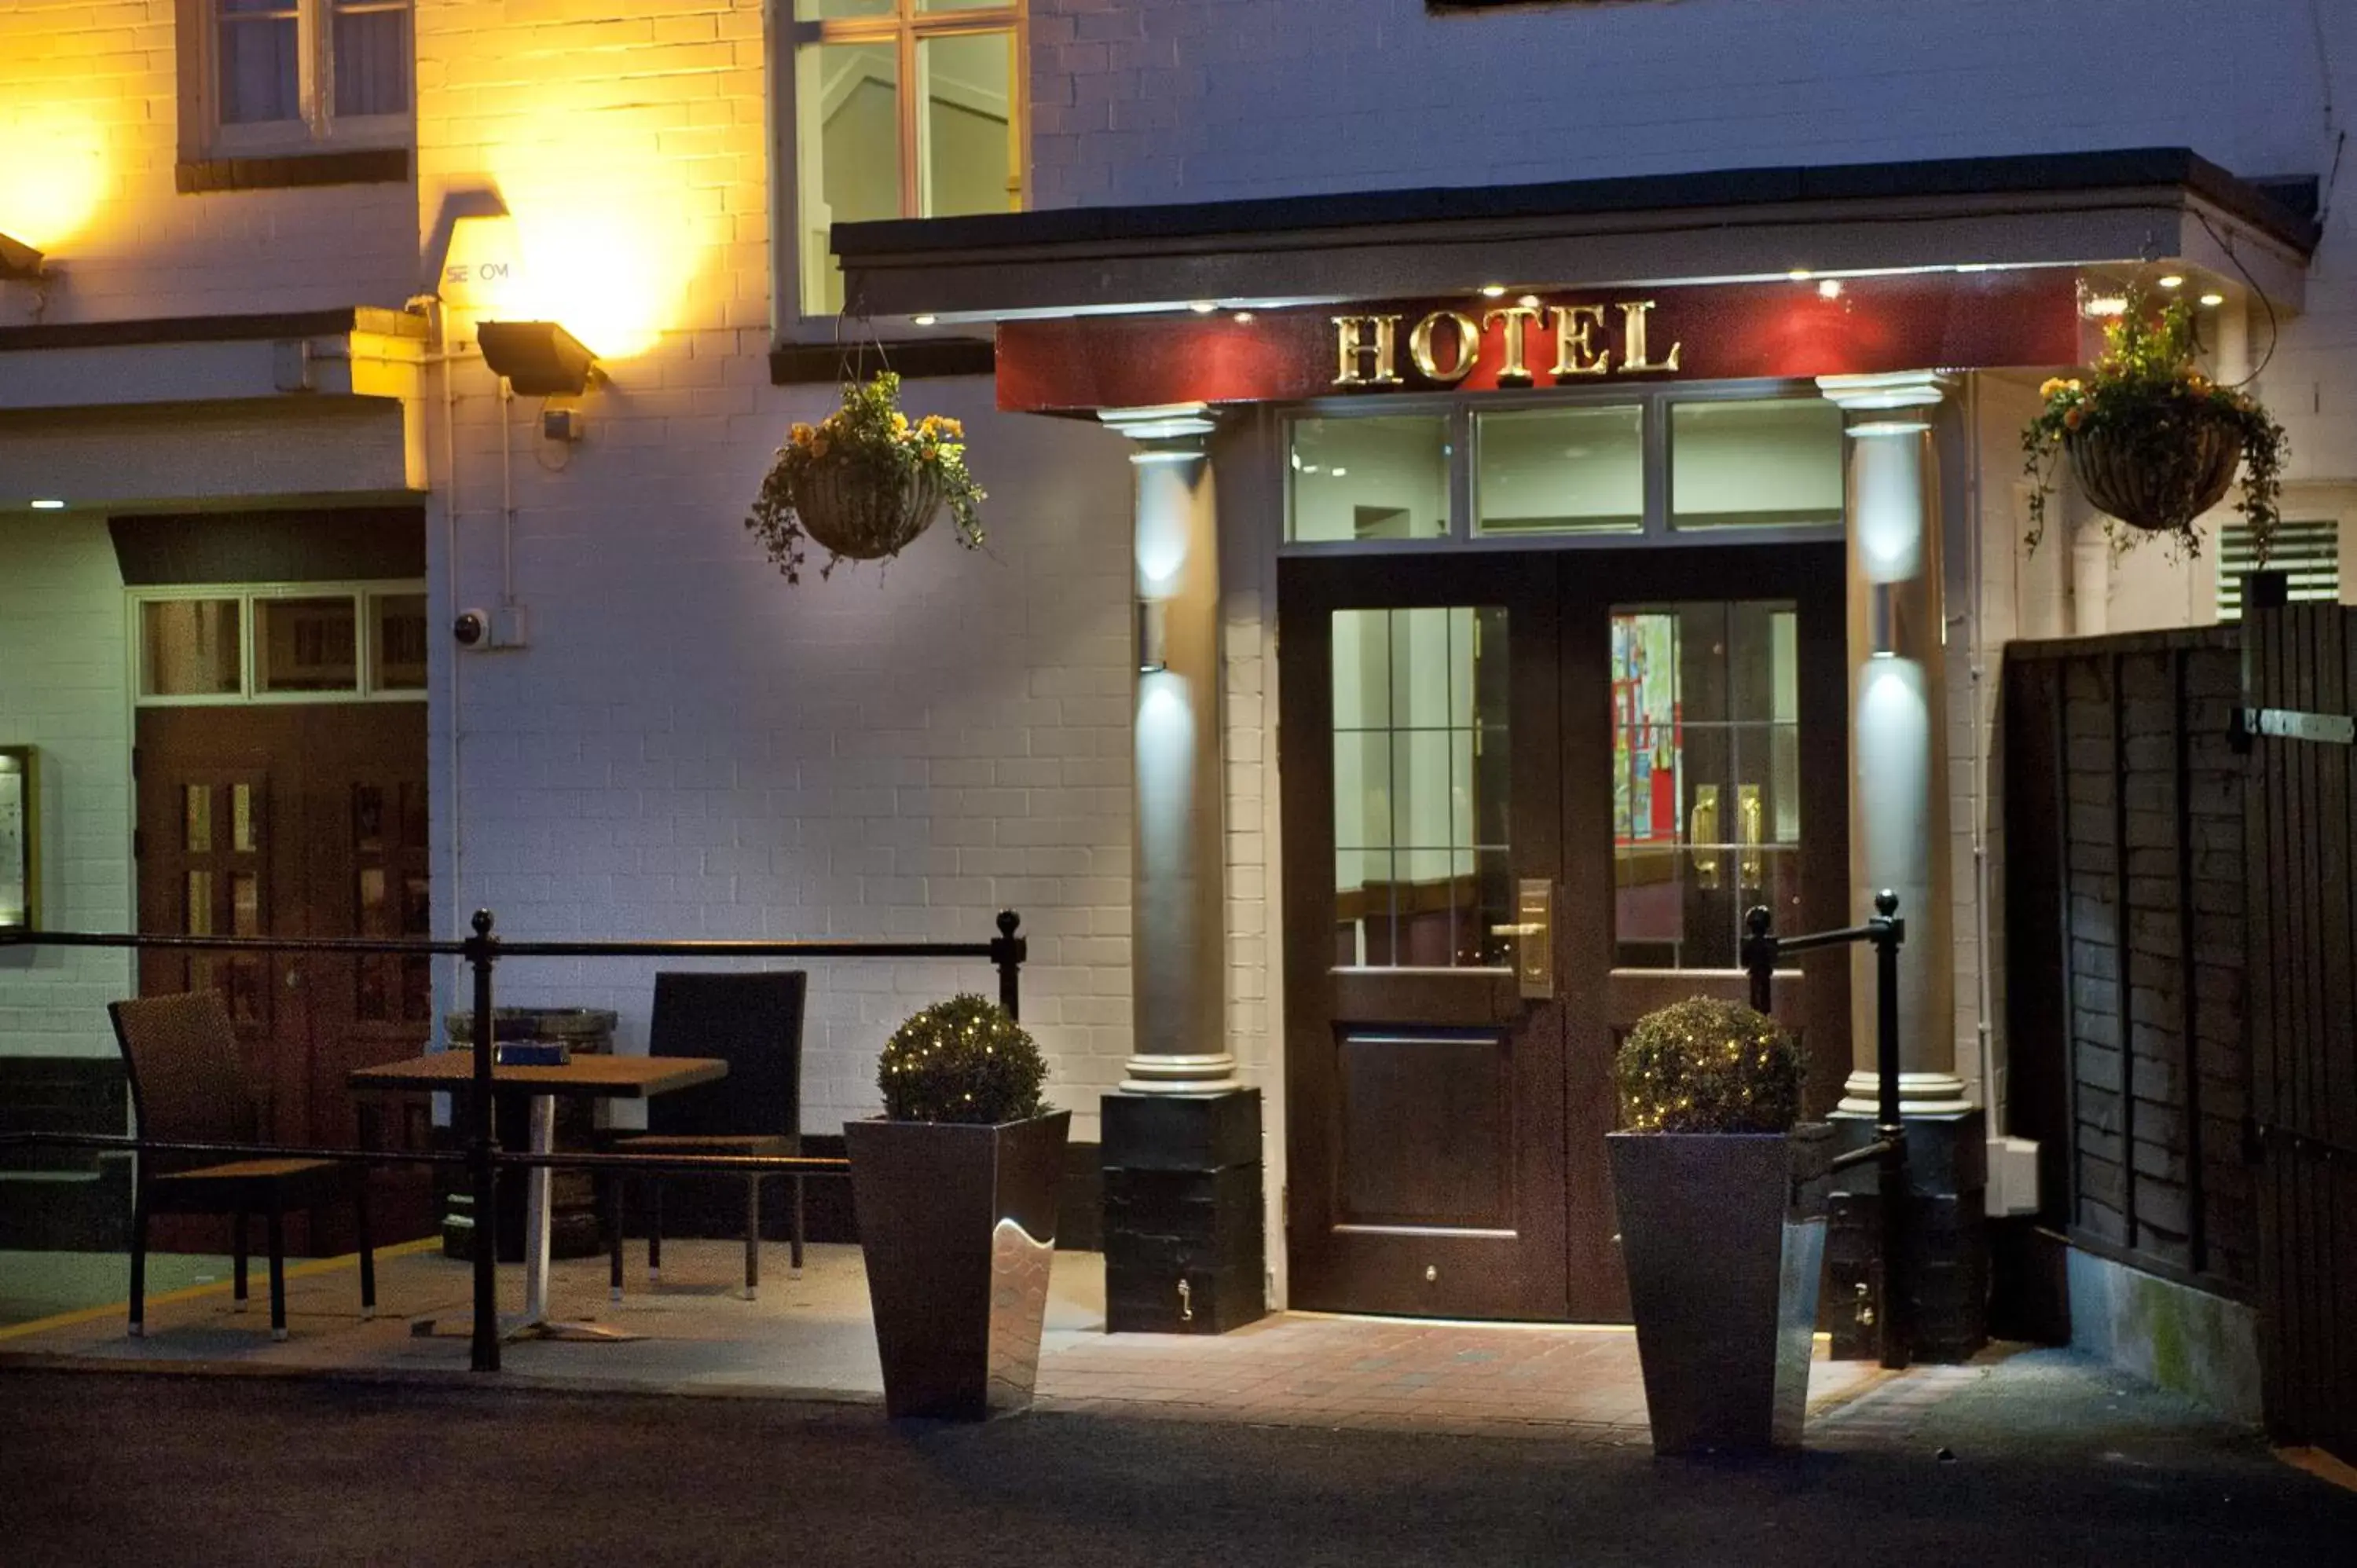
[[1818, 372, 1970, 1116], [1101, 405, 1237, 1094]]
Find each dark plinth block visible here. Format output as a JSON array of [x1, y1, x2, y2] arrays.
[[1102, 1089, 1266, 1334], [1825, 1109, 1989, 1363]]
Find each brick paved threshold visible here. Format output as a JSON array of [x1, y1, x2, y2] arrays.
[[0, 1239, 1916, 1443]]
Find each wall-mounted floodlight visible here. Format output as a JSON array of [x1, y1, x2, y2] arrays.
[[0, 232, 45, 280], [476, 320, 600, 396]]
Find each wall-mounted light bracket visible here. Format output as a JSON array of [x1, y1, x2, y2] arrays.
[[1868, 581, 1901, 658], [0, 232, 46, 280], [477, 320, 601, 396], [1136, 599, 1169, 674]]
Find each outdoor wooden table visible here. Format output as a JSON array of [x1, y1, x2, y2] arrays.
[[348, 1052, 728, 1343]]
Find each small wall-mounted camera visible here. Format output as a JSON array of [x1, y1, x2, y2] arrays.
[[453, 606, 530, 651]]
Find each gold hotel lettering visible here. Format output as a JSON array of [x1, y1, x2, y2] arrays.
[[1407, 310, 1483, 383], [1483, 304, 1543, 384], [1549, 303, 1611, 377], [1618, 299, 1681, 374], [1331, 314, 1402, 386], [1332, 299, 1684, 387]]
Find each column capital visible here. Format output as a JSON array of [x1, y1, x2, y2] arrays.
[[1099, 402, 1216, 452], [1816, 370, 1956, 415]]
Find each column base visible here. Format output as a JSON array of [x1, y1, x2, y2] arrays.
[[1101, 1088, 1266, 1335], [1835, 1069, 1974, 1118], [1119, 1053, 1241, 1095], [1824, 1109, 1989, 1364]]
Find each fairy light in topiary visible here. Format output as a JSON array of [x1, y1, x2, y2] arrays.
[[876, 993, 1051, 1125], [1614, 996, 1803, 1134]]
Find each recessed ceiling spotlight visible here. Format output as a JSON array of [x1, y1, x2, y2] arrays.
[[1817, 278, 1843, 300], [1189, 301, 1217, 313], [911, 313, 937, 327], [2198, 291, 2227, 308], [2157, 274, 2186, 291], [2084, 295, 2130, 318], [1516, 294, 1541, 309], [1232, 310, 1255, 324], [1331, 467, 1348, 478], [1787, 269, 1813, 282], [29, 498, 65, 511], [1480, 284, 1506, 298]]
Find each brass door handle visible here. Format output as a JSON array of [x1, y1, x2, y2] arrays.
[[1690, 784, 1721, 890], [1738, 783, 1763, 888], [1497, 881, 1553, 1000]]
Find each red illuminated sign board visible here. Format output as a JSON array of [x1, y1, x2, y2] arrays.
[[995, 271, 2082, 413]]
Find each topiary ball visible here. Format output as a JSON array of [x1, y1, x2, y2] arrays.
[[1614, 995, 1804, 1134], [877, 994, 1050, 1125]]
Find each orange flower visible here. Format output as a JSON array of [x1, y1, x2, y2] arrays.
[[2062, 406, 2084, 431], [2039, 377, 2067, 401]]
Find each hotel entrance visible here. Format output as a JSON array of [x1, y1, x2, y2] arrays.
[[1276, 390, 1854, 1322]]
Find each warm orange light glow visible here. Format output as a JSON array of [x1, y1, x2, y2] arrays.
[[471, 109, 722, 362], [0, 99, 110, 251]]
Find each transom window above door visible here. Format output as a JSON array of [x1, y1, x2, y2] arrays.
[[135, 584, 427, 705], [792, 0, 1026, 317], [188, 0, 413, 154], [1285, 387, 1846, 548]]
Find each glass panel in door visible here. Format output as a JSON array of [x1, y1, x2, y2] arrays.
[[1331, 605, 1511, 968], [1610, 600, 1802, 969]]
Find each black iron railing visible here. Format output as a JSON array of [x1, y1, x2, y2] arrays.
[[0, 908, 1028, 1374], [1740, 889, 1912, 1372]]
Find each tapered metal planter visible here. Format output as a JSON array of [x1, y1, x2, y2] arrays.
[[846, 1110, 1070, 1420], [1607, 1123, 1835, 1456]]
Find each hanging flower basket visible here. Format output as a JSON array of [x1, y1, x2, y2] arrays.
[[790, 452, 948, 563], [2022, 295, 2286, 561], [2064, 412, 2241, 537], [746, 372, 986, 583]]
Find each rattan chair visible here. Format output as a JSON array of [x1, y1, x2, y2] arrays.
[[606, 970, 807, 1301], [108, 992, 375, 1340]]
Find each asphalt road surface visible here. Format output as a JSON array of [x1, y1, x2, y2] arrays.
[[2, 1354, 2351, 1567]]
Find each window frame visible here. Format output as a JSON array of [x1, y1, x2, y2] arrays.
[[179, 0, 415, 161], [777, 0, 1030, 334], [1281, 381, 1849, 556], [130, 582, 430, 707]]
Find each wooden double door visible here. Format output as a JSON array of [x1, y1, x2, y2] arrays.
[[136, 705, 437, 1253], [1281, 544, 1851, 1321]]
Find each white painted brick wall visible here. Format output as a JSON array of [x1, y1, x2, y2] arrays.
[[0, 515, 134, 1057], [410, 0, 1141, 1141], [0, 1, 416, 324], [428, 364, 1136, 1137]]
